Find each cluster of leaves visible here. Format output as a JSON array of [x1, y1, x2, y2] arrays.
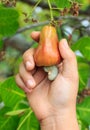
[[0, 77, 40, 130], [0, 0, 90, 130]]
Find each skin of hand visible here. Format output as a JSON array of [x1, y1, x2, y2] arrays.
[[15, 31, 79, 130]]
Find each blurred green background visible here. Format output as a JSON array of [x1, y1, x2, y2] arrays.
[[0, 0, 90, 130]]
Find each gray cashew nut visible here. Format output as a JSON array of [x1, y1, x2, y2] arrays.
[[43, 65, 58, 81]]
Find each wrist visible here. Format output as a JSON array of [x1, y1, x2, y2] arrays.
[[40, 107, 79, 130]]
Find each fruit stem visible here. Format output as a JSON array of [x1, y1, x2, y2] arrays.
[[47, 0, 54, 21], [32, 0, 42, 12], [28, 0, 42, 18]]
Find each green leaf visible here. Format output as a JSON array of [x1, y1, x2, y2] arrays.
[[0, 116, 18, 130], [52, 0, 70, 8], [0, 77, 25, 107], [77, 56, 90, 92], [17, 110, 40, 130], [6, 108, 29, 116], [15, 99, 29, 110], [0, 8, 19, 36], [0, 106, 19, 130], [78, 118, 88, 130], [0, 96, 2, 102], [77, 96, 90, 125], [72, 37, 90, 61]]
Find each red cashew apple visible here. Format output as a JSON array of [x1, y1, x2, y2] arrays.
[[34, 25, 61, 80]]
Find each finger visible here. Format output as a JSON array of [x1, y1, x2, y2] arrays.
[[19, 63, 47, 88], [30, 31, 40, 42], [23, 31, 40, 71], [19, 63, 36, 89], [33, 68, 47, 86], [15, 74, 32, 93], [23, 48, 35, 71], [59, 39, 78, 79]]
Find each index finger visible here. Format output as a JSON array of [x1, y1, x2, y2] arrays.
[[23, 48, 35, 71], [30, 31, 40, 42], [23, 31, 40, 71]]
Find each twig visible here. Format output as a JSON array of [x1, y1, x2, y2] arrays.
[[17, 21, 49, 34], [19, 0, 56, 10], [16, 16, 90, 34], [3, 15, 90, 45]]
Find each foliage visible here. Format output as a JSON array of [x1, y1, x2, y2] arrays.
[[0, 7, 19, 36], [0, 0, 90, 130]]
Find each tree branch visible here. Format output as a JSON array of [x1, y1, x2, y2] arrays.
[[17, 21, 49, 34], [16, 16, 90, 34], [3, 16, 90, 52]]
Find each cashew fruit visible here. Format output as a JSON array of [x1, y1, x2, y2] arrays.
[[34, 25, 61, 66]]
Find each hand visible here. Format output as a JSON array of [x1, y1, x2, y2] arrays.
[[15, 31, 79, 129]]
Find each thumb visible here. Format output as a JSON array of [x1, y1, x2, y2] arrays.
[[59, 39, 78, 78]]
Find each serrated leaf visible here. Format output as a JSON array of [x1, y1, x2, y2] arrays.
[[17, 110, 40, 130], [72, 37, 90, 61], [0, 8, 19, 36], [77, 96, 90, 125], [0, 77, 25, 107]]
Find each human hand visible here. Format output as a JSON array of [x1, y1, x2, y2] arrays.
[[15, 31, 79, 129]]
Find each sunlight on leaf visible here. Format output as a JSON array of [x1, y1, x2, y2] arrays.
[[6, 108, 30, 116]]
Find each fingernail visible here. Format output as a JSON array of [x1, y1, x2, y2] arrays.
[[27, 79, 36, 88], [63, 39, 69, 48], [26, 61, 32, 69]]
